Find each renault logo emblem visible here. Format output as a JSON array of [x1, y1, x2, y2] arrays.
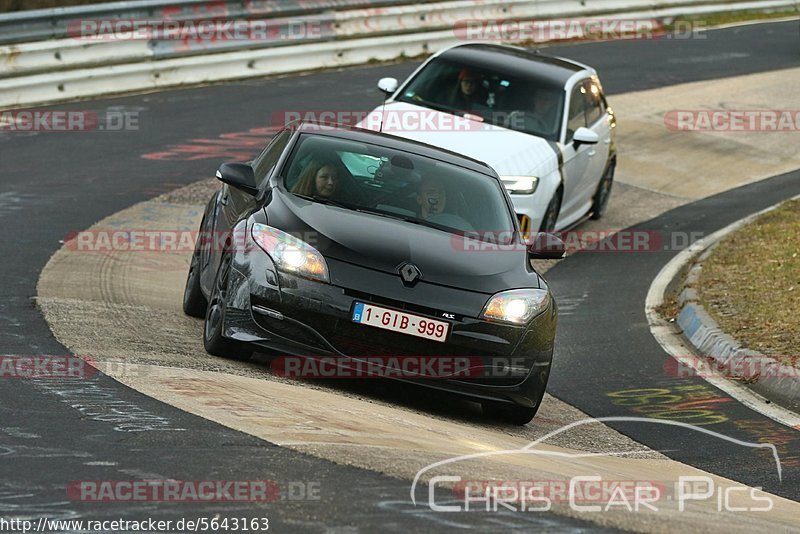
[[398, 263, 422, 286]]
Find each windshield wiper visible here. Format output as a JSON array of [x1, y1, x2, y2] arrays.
[[294, 195, 457, 233], [294, 194, 421, 224], [293, 194, 354, 210], [354, 206, 436, 228], [397, 96, 467, 117]]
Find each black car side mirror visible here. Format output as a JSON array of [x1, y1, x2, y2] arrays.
[[216, 162, 258, 196], [526, 233, 566, 260]]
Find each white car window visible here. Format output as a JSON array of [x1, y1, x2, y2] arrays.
[[566, 84, 588, 141], [396, 57, 566, 141], [584, 80, 605, 125]]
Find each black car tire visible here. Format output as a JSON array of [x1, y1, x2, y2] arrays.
[[203, 252, 252, 361], [590, 159, 615, 220], [482, 401, 538, 425], [539, 188, 562, 232], [183, 243, 207, 318]]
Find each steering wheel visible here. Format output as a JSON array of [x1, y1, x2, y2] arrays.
[[507, 110, 547, 133]]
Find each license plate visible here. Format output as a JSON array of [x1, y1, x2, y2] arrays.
[[351, 302, 450, 343]]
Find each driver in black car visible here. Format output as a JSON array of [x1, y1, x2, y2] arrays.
[[416, 176, 447, 220]]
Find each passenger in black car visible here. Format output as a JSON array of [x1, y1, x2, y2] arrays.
[[292, 157, 343, 199], [416, 176, 448, 219]]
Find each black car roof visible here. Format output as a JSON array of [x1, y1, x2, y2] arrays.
[[437, 44, 588, 86], [291, 121, 498, 176]]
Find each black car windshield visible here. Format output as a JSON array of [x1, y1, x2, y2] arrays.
[[396, 57, 565, 141], [282, 133, 515, 242]]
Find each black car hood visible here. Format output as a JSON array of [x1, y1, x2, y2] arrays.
[[264, 191, 539, 294]]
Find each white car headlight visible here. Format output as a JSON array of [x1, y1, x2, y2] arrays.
[[500, 176, 539, 195], [251, 223, 329, 283], [480, 288, 551, 324]]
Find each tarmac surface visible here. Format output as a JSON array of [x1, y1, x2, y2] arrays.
[[2, 19, 800, 531]]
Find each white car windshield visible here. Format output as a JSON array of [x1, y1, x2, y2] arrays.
[[396, 57, 565, 141]]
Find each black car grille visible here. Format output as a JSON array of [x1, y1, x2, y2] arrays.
[[342, 288, 465, 322], [313, 315, 475, 359]]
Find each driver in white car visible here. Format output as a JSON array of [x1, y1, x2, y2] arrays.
[[532, 89, 559, 133]]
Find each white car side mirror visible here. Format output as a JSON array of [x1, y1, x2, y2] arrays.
[[377, 77, 399, 94], [573, 127, 599, 147]]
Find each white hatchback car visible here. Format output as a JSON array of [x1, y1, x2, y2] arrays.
[[358, 43, 616, 233]]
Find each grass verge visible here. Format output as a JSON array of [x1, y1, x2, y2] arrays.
[[698, 198, 800, 367]]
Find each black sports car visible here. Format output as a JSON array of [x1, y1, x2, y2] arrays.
[[183, 121, 563, 424]]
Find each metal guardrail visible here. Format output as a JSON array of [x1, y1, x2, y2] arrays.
[[0, 0, 795, 108], [0, 0, 550, 77], [0, 0, 442, 45]]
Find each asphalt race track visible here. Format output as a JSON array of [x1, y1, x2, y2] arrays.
[[547, 167, 800, 500], [1, 19, 799, 530]]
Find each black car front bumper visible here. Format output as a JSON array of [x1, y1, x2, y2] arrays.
[[223, 248, 556, 409]]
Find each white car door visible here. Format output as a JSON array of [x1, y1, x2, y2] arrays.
[[583, 78, 612, 200], [559, 83, 593, 226]]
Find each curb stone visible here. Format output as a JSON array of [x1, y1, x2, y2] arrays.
[[675, 247, 800, 411]]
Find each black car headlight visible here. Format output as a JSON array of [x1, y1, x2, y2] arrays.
[[480, 289, 551, 324], [251, 223, 330, 283], [500, 176, 539, 195]]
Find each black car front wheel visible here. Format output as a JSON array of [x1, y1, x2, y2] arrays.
[[203, 253, 252, 361], [183, 243, 207, 318]]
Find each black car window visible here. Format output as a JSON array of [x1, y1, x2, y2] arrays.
[[253, 128, 291, 187], [283, 133, 515, 241]]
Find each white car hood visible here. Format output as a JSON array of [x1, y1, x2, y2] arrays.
[[358, 101, 558, 177]]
